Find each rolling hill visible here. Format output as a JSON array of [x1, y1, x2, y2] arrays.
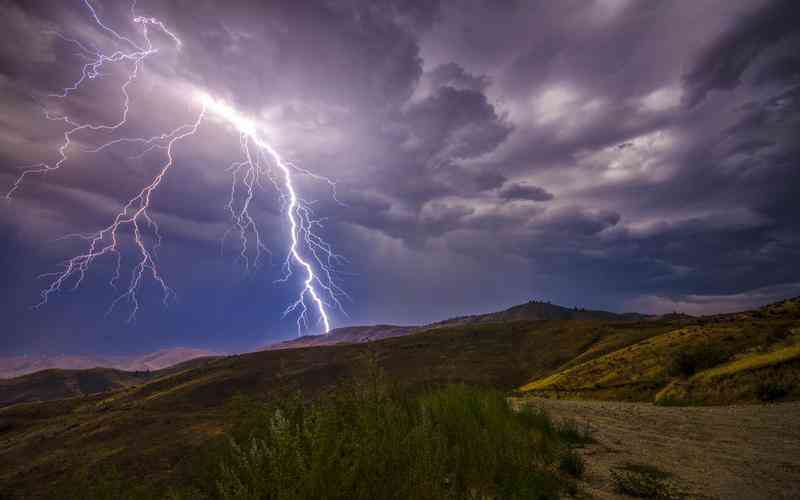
[[520, 298, 800, 404], [0, 356, 220, 407], [0, 348, 218, 380]]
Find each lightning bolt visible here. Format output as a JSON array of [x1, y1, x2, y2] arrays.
[[5, 0, 345, 334]]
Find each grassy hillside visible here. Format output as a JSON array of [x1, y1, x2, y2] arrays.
[[520, 298, 800, 404], [0, 368, 150, 407], [0, 357, 219, 408], [0, 348, 218, 380], [0, 317, 672, 498]]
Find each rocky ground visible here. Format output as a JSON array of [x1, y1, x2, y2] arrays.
[[520, 398, 800, 499]]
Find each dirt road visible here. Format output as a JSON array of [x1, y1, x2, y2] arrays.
[[520, 399, 800, 499]]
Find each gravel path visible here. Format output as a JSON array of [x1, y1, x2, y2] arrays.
[[520, 399, 800, 499]]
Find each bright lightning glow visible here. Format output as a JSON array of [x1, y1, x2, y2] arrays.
[[5, 0, 346, 334]]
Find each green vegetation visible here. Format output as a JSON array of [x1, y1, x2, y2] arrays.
[[521, 298, 800, 405], [552, 417, 594, 447], [666, 345, 729, 378], [558, 448, 585, 479], [52, 370, 574, 499]]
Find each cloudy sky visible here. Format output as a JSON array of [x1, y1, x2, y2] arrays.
[[1, 0, 799, 355]]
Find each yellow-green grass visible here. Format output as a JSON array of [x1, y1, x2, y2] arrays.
[[697, 343, 800, 380], [655, 343, 800, 405], [520, 300, 800, 403]]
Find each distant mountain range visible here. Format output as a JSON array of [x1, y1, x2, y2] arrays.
[[0, 348, 217, 379]]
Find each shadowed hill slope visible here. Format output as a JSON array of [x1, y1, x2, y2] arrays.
[[0, 356, 220, 407], [0, 348, 218, 380], [0, 368, 150, 408]]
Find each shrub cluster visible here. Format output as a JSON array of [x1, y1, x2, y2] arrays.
[[57, 370, 571, 499], [756, 381, 788, 402], [202, 382, 564, 499], [667, 345, 729, 378]]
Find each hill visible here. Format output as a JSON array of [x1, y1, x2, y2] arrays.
[[0, 348, 218, 379], [266, 325, 417, 350], [0, 300, 628, 407], [0, 316, 678, 498], [2, 298, 799, 497], [520, 297, 800, 404], [0, 356, 220, 407], [0, 368, 149, 408], [430, 300, 645, 327]]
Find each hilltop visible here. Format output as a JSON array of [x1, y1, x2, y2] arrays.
[[430, 299, 646, 327], [266, 325, 417, 350]]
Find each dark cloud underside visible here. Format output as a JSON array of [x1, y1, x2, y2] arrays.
[[1, 0, 798, 355]]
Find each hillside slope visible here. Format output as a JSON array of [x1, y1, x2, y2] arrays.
[[0, 368, 150, 408], [0, 348, 217, 379], [0, 356, 219, 407], [520, 298, 800, 404], [0, 317, 677, 498], [266, 325, 417, 350]]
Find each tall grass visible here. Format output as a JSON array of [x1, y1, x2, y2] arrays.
[[55, 368, 569, 499], [204, 384, 563, 499]]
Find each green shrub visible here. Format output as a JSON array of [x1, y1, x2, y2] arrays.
[[558, 449, 585, 478], [50, 368, 573, 499], [756, 381, 788, 402], [555, 418, 594, 446], [667, 346, 729, 378], [205, 382, 563, 500]]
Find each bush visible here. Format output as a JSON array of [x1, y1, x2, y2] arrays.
[[667, 346, 729, 378], [555, 418, 594, 446], [52, 367, 574, 499], [756, 381, 788, 402], [206, 383, 565, 499], [558, 449, 585, 478]]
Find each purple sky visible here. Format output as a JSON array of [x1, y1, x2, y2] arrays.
[[1, 0, 799, 355]]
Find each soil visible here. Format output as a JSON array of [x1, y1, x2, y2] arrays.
[[521, 398, 800, 499]]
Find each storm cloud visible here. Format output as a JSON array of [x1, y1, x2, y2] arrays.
[[1, 0, 799, 355]]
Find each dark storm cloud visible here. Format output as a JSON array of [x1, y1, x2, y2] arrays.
[[498, 182, 553, 202], [685, 0, 800, 107], [1, 0, 799, 355]]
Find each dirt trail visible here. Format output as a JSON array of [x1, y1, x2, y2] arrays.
[[520, 399, 800, 499]]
